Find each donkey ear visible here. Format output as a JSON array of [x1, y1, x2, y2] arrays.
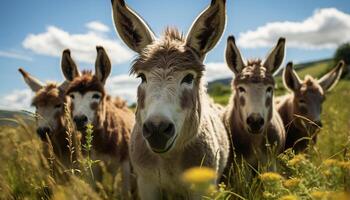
[[61, 49, 79, 81], [283, 62, 301, 92], [111, 0, 155, 53], [225, 36, 245, 74], [318, 60, 344, 92], [186, 0, 226, 60], [263, 37, 286, 74], [18, 68, 43, 92], [95, 46, 112, 84]]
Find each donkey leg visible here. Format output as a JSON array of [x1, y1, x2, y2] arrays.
[[137, 176, 160, 200]]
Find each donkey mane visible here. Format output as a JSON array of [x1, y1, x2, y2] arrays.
[[66, 73, 105, 96], [234, 60, 275, 85], [32, 83, 64, 106], [300, 75, 323, 93], [130, 27, 204, 76]]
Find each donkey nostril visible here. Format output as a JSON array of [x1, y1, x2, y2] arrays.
[[246, 116, 254, 125], [142, 123, 152, 138], [162, 123, 175, 137], [36, 127, 51, 140], [82, 115, 88, 123], [258, 118, 265, 126]]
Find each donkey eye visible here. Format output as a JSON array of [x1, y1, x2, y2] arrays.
[[181, 74, 194, 85], [54, 103, 62, 108], [299, 99, 306, 104], [137, 73, 147, 83], [238, 87, 246, 93], [92, 94, 101, 99], [266, 87, 273, 93], [69, 94, 75, 99]]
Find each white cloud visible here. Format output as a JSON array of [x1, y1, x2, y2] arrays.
[[237, 8, 350, 49], [86, 21, 110, 33], [0, 51, 33, 61], [22, 22, 134, 64], [106, 74, 139, 104], [204, 62, 232, 82], [0, 89, 33, 111]]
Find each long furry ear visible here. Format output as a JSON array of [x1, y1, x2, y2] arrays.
[[225, 35, 245, 74], [95, 46, 112, 84], [186, 0, 226, 60], [318, 60, 345, 92], [61, 49, 80, 81], [263, 37, 286, 74], [283, 62, 301, 92], [111, 0, 155, 53], [18, 68, 43, 92]]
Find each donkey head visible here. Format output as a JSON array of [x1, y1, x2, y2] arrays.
[[283, 60, 344, 131], [112, 0, 226, 153], [226, 36, 285, 134], [19, 57, 69, 140], [63, 47, 111, 132]]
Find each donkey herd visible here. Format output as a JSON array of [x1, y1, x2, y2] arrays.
[[17, 0, 345, 199]]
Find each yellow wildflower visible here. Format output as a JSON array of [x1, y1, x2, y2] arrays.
[[323, 159, 338, 167], [310, 191, 331, 199], [332, 192, 350, 200], [181, 167, 216, 184], [283, 178, 301, 188], [279, 194, 298, 200], [337, 161, 350, 169], [260, 172, 283, 182], [288, 154, 306, 166]]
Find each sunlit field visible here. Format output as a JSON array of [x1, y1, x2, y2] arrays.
[[0, 59, 349, 199]]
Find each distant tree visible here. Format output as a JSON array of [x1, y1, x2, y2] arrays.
[[334, 43, 350, 77]]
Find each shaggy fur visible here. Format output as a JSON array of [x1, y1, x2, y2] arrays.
[[222, 63, 285, 169], [66, 71, 134, 171], [222, 36, 286, 176], [19, 68, 72, 166], [130, 28, 229, 199], [62, 47, 135, 196], [111, 0, 228, 198], [276, 61, 344, 153]]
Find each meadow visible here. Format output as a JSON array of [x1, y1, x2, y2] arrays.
[[0, 59, 349, 200]]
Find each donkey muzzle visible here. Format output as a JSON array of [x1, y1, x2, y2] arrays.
[[36, 127, 51, 141], [142, 119, 176, 153], [246, 113, 265, 134], [73, 115, 88, 131]]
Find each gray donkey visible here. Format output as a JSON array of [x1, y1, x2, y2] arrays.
[[222, 36, 286, 172], [111, 0, 229, 199]]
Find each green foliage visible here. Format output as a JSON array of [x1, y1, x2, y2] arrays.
[[334, 43, 350, 66]]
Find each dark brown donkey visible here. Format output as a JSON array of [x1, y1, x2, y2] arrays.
[[18, 50, 77, 166], [276, 61, 344, 153], [62, 46, 135, 195], [112, 0, 229, 199], [222, 36, 286, 172]]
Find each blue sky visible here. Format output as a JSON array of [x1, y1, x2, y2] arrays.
[[1, 0, 350, 109]]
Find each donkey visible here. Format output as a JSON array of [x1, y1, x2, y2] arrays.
[[18, 50, 77, 165], [276, 61, 344, 153], [62, 46, 134, 195], [111, 0, 229, 199], [222, 36, 286, 171]]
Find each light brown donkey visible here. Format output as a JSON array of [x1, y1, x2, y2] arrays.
[[222, 36, 286, 172], [112, 0, 229, 199], [18, 50, 76, 165], [276, 61, 344, 153], [62, 46, 134, 194]]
